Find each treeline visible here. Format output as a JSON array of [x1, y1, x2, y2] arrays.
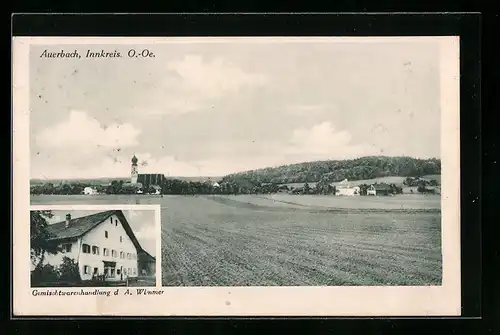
[[30, 183, 87, 195], [403, 176, 439, 187], [30, 179, 433, 196], [221, 156, 441, 185], [31, 179, 287, 196], [30, 156, 441, 196]]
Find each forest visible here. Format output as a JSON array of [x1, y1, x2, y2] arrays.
[[221, 156, 441, 185]]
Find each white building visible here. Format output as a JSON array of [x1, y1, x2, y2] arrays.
[[367, 186, 377, 196], [37, 210, 155, 282], [151, 185, 162, 195], [336, 186, 361, 196], [83, 187, 97, 195], [333, 179, 360, 196]]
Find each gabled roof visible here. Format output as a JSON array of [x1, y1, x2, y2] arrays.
[[46, 210, 115, 241], [46, 210, 154, 260]]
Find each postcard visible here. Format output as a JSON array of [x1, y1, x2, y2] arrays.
[[13, 36, 461, 316]]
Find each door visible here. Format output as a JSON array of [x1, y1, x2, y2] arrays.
[[104, 265, 116, 280]]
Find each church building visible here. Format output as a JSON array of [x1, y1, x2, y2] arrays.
[[124, 155, 166, 193]]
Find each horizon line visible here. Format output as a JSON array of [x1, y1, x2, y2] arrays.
[[30, 155, 441, 181]]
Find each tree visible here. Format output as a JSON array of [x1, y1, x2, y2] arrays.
[[429, 179, 439, 186], [58, 256, 81, 283], [358, 184, 369, 196], [303, 182, 310, 194], [30, 210, 60, 269], [31, 264, 59, 287], [108, 180, 123, 194], [417, 185, 427, 193]]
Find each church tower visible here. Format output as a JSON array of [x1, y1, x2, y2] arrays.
[[131, 155, 139, 184]]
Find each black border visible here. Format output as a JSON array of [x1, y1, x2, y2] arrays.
[[12, 13, 477, 37], [10, 12, 482, 330]]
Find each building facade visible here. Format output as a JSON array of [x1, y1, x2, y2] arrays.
[[336, 186, 361, 196], [39, 210, 155, 282], [333, 179, 360, 196], [367, 184, 392, 196], [137, 173, 166, 190], [83, 186, 97, 195]]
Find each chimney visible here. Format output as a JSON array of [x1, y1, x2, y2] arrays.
[[65, 214, 71, 228]]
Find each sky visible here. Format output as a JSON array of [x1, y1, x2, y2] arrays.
[[46, 209, 156, 257], [30, 39, 442, 179]]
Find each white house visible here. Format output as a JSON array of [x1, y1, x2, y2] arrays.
[[336, 186, 361, 196], [367, 186, 377, 196], [367, 184, 392, 196], [83, 187, 97, 195], [150, 185, 162, 195], [38, 210, 155, 282], [333, 179, 360, 196]]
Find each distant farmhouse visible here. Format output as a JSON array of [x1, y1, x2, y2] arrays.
[[33, 210, 155, 283], [83, 186, 98, 195], [367, 184, 392, 196], [121, 155, 166, 194], [334, 179, 360, 196]]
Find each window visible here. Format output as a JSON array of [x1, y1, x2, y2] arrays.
[[83, 265, 90, 274], [112, 249, 117, 258], [115, 219, 118, 226], [120, 251, 124, 259], [133, 268, 136, 275], [62, 244, 72, 253], [92, 246, 99, 255], [110, 268, 115, 277], [123, 268, 127, 275], [105, 231, 108, 238], [103, 248, 109, 256], [82, 244, 90, 253], [93, 267, 98, 274], [116, 269, 121, 275], [120, 236, 122, 243], [127, 253, 131, 260], [128, 268, 132, 275], [110, 217, 113, 224]]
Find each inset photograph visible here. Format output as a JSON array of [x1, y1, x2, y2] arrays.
[[30, 207, 158, 287]]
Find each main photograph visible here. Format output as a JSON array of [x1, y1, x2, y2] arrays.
[[30, 38, 443, 287]]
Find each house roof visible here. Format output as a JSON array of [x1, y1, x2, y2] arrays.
[[46, 210, 155, 260]]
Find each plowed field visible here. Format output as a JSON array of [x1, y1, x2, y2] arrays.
[[31, 194, 442, 286]]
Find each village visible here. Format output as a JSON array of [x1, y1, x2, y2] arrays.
[[30, 155, 441, 197]]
